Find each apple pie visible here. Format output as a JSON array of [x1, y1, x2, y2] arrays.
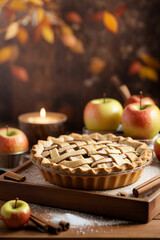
[[31, 133, 152, 190]]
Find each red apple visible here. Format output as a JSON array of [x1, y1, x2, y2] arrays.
[[154, 137, 160, 161], [83, 98, 123, 131], [124, 95, 155, 108], [0, 199, 31, 229], [0, 127, 29, 153], [121, 103, 160, 139]]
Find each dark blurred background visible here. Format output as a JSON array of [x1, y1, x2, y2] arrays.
[[0, 0, 160, 131]]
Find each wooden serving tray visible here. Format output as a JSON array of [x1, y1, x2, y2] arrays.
[[0, 160, 160, 223]]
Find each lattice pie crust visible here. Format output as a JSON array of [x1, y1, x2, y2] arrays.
[[31, 133, 152, 190]]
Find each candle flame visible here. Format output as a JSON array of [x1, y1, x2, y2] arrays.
[[40, 108, 46, 118]]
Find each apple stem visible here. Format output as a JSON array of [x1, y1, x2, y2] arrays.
[[6, 125, 9, 136], [139, 91, 143, 110], [103, 93, 106, 103], [14, 197, 19, 208]]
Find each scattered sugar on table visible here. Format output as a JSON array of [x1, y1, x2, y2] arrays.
[[30, 203, 129, 231]]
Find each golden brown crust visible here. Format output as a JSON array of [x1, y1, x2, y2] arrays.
[[31, 133, 152, 176]]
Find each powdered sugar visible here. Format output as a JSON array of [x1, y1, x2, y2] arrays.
[[20, 165, 53, 185], [30, 203, 129, 229], [50, 213, 128, 228]]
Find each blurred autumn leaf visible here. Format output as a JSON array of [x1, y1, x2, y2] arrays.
[[65, 11, 82, 23], [0, 46, 12, 64], [61, 25, 84, 53], [33, 24, 42, 42], [41, 25, 54, 43], [5, 22, 19, 40], [139, 66, 158, 82], [70, 39, 84, 54], [28, 0, 43, 6], [10, 65, 29, 82], [138, 54, 160, 70], [128, 53, 160, 82], [91, 10, 119, 35], [17, 27, 28, 44], [61, 34, 77, 47], [103, 11, 118, 34], [114, 4, 127, 18], [0, 0, 9, 7], [91, 11, 104, 23], [37, 7, 44, 24], [8, 0, 27, 11], [128, 61, 142, 75], [61, 25, 73, 35], [88, 57, 106, 75]]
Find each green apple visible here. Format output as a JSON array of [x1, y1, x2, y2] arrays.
[[83, 98, 123, 131], [121, 103, 160, 139], [0, 199, 31, 229], [0, 127, 29, 153]]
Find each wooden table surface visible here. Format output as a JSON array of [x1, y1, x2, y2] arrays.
[[0, 200, 160, 239]]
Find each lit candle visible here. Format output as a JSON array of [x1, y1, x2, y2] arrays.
[[18, 109, 68, 146], [27, 108, 61, 124]]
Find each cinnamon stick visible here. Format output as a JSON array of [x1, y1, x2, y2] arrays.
[[52, 220, 70, 231], [133, 174, 160, 197], [117, 191, 127, 197], [30, 214, 48, 232], [4, 171, 26, 182], [110, 75, 131, 101], [30, 214, 62, 234], [47, 221, 62, 234], [59, 221, 70, 231], [119, 85, 131, 100]]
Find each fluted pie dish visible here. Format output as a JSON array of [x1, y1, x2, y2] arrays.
[[31, 133, 152, 190]]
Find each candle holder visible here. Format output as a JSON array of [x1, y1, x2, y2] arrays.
[[18, 112, 68, 147], [0, 150, 28, 168]]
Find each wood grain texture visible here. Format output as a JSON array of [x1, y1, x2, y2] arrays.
[[0, 161, 160, 223], [0, 215, 160, 239]]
